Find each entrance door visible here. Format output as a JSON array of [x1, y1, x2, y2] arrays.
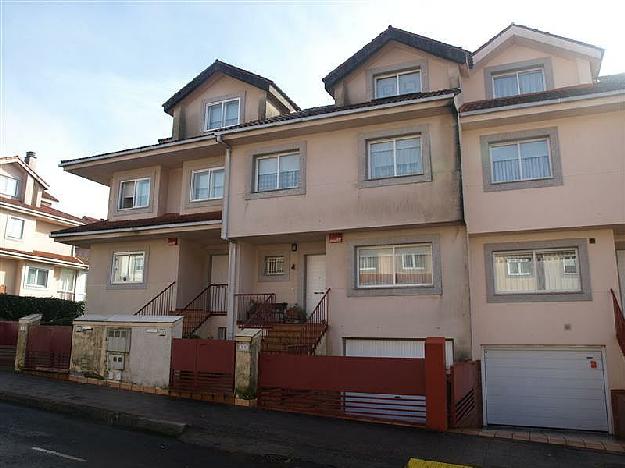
[[305, 255, 326, 314], [617, 250, 625, 307], [210, 255, 229, 284]]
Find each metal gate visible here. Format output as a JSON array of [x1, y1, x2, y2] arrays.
[[0, 321, 18, 369], [449, 360, 482, 428], [258, 353, 428, 426], [24, 325, 72, 372], [169, 338, 235, 399]]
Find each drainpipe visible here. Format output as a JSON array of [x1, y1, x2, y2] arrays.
[[215, 134, 231, 241], [215, 134, 237, 337]]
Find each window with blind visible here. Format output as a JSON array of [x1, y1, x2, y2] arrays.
[[368, 135, 423, 180], [111, 252, 145, 284], [375, 69, 422, 98], [0, 174, 19, 198], [204, 98, 240, 131], [118, 178, 150, 210], [191, 167, 224, 201], [25, 267, 49, 288], [357, 243, 433, 288], [489, 138, 552, 184], [492, 68, 545, 98], [254, 152, 300, 192], [493, 248, 581, 294]]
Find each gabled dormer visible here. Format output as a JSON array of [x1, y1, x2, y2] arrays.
[[461, 23, 604, 103], [322, 26, 470, 106], [162, 60, 299, 140], [0, 152, 49, 208]]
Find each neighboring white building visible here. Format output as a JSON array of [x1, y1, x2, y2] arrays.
[[0, 152, 96, 301]]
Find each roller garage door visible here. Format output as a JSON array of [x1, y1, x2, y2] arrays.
[[484, 347, 609, 431]]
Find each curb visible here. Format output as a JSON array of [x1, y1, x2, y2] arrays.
[[0, 391, 187, 437]]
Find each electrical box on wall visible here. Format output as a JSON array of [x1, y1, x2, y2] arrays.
[[107, 328, 131, 353], [108, 353, 125, 370]]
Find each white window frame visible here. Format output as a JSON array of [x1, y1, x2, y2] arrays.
[[110, 251, 146, 285], [374, 69, 422, 98], [401, 253, 426, 271], [5, 216, 25, 240], [492, 67, 545, 98], [356, 243, 433, 289], [367, 135, 422, 180], [506, 257, 532, 276], [264, 256, 285, 276], [24, 266, 50, 289], [489, 137, 553, 184], [203, 98, 241, 132], [562, 256, 578, 275], [117, 177, 150, 210], [0, 174, 20, 198], [190, 167, 225, 202], [254, 152, 300, 193], [494, 248, 581, 294], [359, 255, 378, 271]]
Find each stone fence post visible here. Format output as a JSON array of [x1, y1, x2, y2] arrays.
[[234, 328, 262, 402], [15, 314, 42, 372]]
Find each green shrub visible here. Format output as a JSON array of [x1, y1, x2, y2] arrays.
[[0, 294, 84, 325]]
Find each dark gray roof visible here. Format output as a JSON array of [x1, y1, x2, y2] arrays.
[[322, 26, 470, 94], [162, 60, 299, 113]]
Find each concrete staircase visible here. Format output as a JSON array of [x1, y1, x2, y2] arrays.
[[261, 323, 327, 354], [169, 309, 210, 338]]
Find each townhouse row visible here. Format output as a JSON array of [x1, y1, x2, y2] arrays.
[[52, 24, 625, 433]]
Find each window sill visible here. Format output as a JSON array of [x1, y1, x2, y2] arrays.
[[245, 187, 306, 200], [358, 172, 432, 189], [347, 284, 442, 297], [488, 290, 592, 303], [107, 282, 147, 290]]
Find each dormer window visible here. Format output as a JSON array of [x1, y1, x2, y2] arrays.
[[374, 69, 421, 99], [118, 178, 150, 210], [204, 98, 240, 131], [492, 68, 545, 98], [0, 174, 19, 198]]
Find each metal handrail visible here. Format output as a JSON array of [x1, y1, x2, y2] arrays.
[[235, 293, 279, 325], [134, 281, 176, 316], [292, 288, 330, 355], [180, 284, 228, 337]]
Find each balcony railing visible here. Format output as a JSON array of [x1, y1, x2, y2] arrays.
[[611, 289, 625, 357], [235, 293, 287, 326]]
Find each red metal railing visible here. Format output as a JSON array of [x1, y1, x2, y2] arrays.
[[289, 288, 330, 355], [235, 293, 283, 326], [178, 284, 228, 337], [611, 289, 625, 357], [135, 281, 176, 316]]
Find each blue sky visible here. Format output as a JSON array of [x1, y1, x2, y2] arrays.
[[1, 0, 623, 219]]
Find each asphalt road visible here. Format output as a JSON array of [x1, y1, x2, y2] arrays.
[[0, 402, 327, 468]]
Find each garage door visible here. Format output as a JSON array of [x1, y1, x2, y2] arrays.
[[345, 339, 454, 367], [484, 348, 609, 431]]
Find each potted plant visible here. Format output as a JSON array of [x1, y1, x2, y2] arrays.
[[285, 304, 306, 323]]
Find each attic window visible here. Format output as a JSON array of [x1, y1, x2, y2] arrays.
[[0, 174, 19, 198], [204, 98, 240, 131], [374, 69, 421, 99], [492, 68, 545, 98]]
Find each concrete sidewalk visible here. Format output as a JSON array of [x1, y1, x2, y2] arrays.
[[0, 371, 623, 468]]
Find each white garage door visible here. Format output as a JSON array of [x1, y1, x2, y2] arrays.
[[484, 348, 609, 431]]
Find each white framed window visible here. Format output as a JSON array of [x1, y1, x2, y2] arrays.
[[5, 216, 25, 240], [204, 98, 240, 131], [493, 248, 580, 294], [489, 138, 552, 184], [255, 152, 300, 192], [25, 266, 49, 288], [118, 178, 150, 210], [368, 135, 422, 180], [264, 256, 285, 276], [492, 68, 545, 98], [190, 167, 224, 201], [506, 257, 533, 276], [59, 269, 76, 292], [375, 69, 421, 98], [0, 174, 19, 198], [111, 251, 145, 284], [357, 243, 433, 288]]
